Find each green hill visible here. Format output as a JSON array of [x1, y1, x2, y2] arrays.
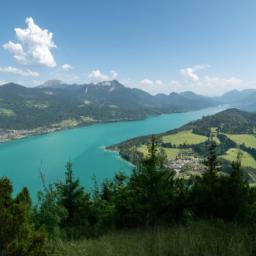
[[109, 108, 256, 181]]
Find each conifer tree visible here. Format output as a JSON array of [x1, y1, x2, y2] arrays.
[[204, 140, 220, 180], [58, 161, 90, 238]]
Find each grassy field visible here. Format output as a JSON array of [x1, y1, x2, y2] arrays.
[[225, 134, 256, 148], [162, 130, 208, 146], [50, 221, 253, 256], [137, 145, 193, 159], [222, 148, 256, 168], [26, 100, 49, 109], [0, 108, 15, 117]]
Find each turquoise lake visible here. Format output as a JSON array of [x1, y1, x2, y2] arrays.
[[0, 106, 226, 198]]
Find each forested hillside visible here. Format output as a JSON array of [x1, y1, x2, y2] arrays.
[[0, 80, 217, 130]]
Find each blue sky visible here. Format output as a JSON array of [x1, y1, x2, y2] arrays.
[[0, 0, 255, 95]]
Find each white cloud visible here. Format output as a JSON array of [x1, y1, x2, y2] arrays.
[[3, 41, 27, 64], [88, 70, 108, 82], [204, 76, 243, 86], [3, 17, 56, 67], [127, 79, 167, 94], [88, 69, 118, 83], [0, 80, 7, 85], [140, 79, 154, 87], [110, 70, 118, 79], [62, 64, 72, 71], [122, 68, 247, 96], [0, 66, 39, 77], [180, 68, 199, 81], [155, 80, 163, 86], [180, 64, 209, 81], [167, 76, 246, 96]]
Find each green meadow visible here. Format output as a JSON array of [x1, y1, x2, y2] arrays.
[[225, 134, 256, 148], [222, 148, 256, 168], [162, 130, 208, 146]]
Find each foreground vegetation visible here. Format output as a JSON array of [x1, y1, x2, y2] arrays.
[[51, 222, 253, 256], [2, 135, 256, 255]]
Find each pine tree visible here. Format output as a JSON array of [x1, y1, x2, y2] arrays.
[[231, 150, 243, 181], [127, 135, 174, 226], [204, 140, 220, 179], [229, 151, 249, 220], [58, 161, 90, 238]]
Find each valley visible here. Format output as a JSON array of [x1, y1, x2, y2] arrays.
[[0, 80, 218, 142], [1, 80, 256, 143], [0, 105, 225, 197]]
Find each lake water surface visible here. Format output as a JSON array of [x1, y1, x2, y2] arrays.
[[0, 106, 226, 197]]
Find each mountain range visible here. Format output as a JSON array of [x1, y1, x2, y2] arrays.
[[0, 80, 255, 131], [216, 89, 256, 111]]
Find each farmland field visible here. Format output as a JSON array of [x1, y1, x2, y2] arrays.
[[162, 130, 208, 146], [221, 148, 256, 168], [225, 134, 256, 148], [137, 145, 193, 159]]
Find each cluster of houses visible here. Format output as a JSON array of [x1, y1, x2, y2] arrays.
[[167, 156, 205, 174]]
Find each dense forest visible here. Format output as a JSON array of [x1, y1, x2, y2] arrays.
[[2, 137, 256, 255]]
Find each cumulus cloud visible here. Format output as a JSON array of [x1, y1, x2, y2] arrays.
[[122, 66, 247, 96], [168, 76, 246, 96], [3, 17, 56, 67], [88, 69, 118, 83], [3, 41, 27, 64], [133, 79, 166, 94], [0, 66, 39, 77], [62, 64, 72, 71], [180, 64, 209, 81], [140, 79, 154, 87]]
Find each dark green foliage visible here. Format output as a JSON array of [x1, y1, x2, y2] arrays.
[[0, 177, 47, 255], [203, 140, 221, 179], [125, 136, 176, 226], [57, 162, 90, 238], [190, 145, 251, 221], [33, 183, 67, 239]]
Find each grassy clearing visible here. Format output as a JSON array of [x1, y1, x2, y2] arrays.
[[162, 130, 207, 146], [80, 116, 95, 122], [225, 134, 256, 148], [137, 145, 193, 159], [222, 148, 256, 168], [0, 108, 15, 117], [210, 127, 220, 144], [50, 221, 253, 256], [25, 100, 49, 109], [51, 117, 94, 129]]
